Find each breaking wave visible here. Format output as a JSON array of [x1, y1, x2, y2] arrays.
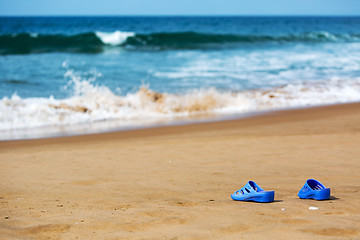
[[1, 31, 360, 54], [1, 69, 360, 134]]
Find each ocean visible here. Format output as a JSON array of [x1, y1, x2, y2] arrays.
[[1, 16, 360, 139]]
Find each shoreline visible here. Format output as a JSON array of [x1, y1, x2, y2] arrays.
[[1, 101, 359, 143], [1, 101, 360, 239], [1, 101, 359, 144]]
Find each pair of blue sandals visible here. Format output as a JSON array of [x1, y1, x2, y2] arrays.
[[231, 179, 330, 203]]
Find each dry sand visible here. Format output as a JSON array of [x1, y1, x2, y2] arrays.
[[1, 103, 360, 239]]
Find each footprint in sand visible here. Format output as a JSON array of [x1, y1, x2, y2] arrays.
[[218, 224, 250, 233], [20, 224, 71, 238], [281, 218, 312, 225], [304, 227, 359, 237]]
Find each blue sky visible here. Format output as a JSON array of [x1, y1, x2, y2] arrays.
[[1, 0, 360, 16]]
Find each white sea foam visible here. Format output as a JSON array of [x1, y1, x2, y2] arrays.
[[1, 69, 360, 140], [95, 31, 135, 45], [30, 33, 38, 38], [303, 31, 360, 42]]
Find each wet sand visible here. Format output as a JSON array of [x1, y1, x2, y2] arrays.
[[1, 103, 360, 239]]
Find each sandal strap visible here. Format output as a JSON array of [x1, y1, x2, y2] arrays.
[[238, 181, 264, 194], [301, 179, 326, 193]]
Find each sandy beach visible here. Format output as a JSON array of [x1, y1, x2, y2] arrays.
[[1, 103, 360, 239]]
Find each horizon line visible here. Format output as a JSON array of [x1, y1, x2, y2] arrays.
[[1, 14, 360, 17]]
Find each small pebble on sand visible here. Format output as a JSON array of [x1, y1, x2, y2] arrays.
[[309, 206, 319, 210]]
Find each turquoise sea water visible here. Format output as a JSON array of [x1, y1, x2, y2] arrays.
[[1, 17, 360, 139]]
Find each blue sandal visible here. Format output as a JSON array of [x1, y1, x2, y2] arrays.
[[298, 179, 330, 200], [231, 181, 275, 203]]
